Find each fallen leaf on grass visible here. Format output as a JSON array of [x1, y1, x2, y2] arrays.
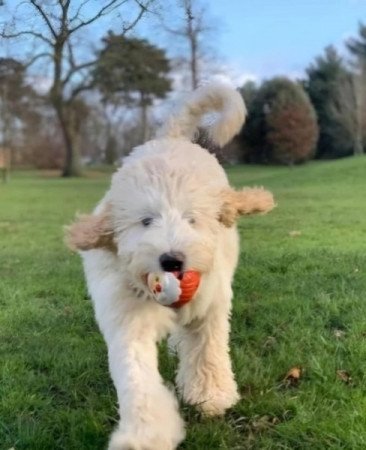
[[336, 370, 352, 385], [283, 366, 303, 387], [333, 329, 346, 339], [251, 415, 280, 431], [0, 222, 17, 232], [288, 230, 302, 237], [263, 336, 277, 349], [62, 306, 73, 316], [229, 413, 280, 436]]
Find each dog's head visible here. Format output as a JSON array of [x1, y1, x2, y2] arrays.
[[65, 147, 274, 290]]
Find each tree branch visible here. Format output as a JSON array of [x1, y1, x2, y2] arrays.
[[24, 52, 53, 68], [60, 0, 72, 37], [63, 59, 98, 88], [66, 39, 76, 70], [160, 23, 189, 37], [29, 0, 58, 39], [159, 2, 209, 37], [69, 80, 95, 101], [69, 0, 128, 34], [69, 0, 92, 24], [121, 0, 150, 35], [0, 29, 53, 46]]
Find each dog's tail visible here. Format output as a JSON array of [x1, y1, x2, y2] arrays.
[[157, 82, 246, 147]]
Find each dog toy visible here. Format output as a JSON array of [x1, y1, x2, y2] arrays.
[[147, 270, 200, 308]]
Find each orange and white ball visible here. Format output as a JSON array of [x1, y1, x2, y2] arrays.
[[147, 270, 201, 308]]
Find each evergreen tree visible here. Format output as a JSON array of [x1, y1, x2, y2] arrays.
[[239, 81, 257, 112], [344, 23, 366, 155], [347, 22, 366, 63], [304, 46, 353, 158], [0, 58, 40, 148], [93, 33, 171, 143]]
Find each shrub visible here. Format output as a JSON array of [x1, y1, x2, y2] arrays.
[[244, 77, 319, 165]]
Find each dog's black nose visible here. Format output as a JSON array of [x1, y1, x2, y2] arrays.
[[159, 252, 185, 272]]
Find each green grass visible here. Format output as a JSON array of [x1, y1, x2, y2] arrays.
[[1, 157, 366, 449]]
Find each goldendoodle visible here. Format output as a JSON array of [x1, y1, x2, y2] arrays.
[[66, 82, 275, 450]]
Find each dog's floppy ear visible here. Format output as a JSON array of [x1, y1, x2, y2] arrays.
[[65, 205, 116, 252], [219, 187, 275, 227]]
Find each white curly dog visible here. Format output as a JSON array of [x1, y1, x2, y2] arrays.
[[66, 82, 274, 450]]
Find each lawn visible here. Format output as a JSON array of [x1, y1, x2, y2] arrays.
[[1, 157, 366, 450]]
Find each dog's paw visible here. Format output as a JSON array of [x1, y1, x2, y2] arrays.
[[108, 431, 177, 450], [108, 432, 136, 450], [197, 389, 240, 416], [108, 420, 185, 450], [183, 381, 240, 416]]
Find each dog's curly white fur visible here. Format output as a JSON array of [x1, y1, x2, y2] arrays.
[[66, 82, 275, 450]]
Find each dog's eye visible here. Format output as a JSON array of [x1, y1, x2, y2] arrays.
[[183, 213, 196, 225], [141, 217, 153, 227]]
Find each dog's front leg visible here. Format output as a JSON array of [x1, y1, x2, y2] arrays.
[[105, 311, 185, 450], [176, 301, 239, 416]]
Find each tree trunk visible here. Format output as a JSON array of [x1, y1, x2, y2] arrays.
[[140, 92, 149, 143], [354, 76, 364, 156], [189, 33, 198, 90], [62, 130, 82, 177], [186, 0, 198, 90], [353, 133, 363, 156], [55, 104, 82, 177]]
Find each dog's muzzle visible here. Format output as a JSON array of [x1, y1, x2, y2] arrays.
[[159, 252, 185, 273]]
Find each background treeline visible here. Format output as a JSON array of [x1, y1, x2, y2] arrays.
[[0, 0, 215, 176], [1, 1, 366, 174], [232, 24, 366, 165]]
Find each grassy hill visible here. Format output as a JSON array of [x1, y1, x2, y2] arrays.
[[1, 157, 366, 449]]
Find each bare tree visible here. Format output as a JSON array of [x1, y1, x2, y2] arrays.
[[163, 0, 213, 90], [182, 0, 200, 89], [1, 0, 155, 176]]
